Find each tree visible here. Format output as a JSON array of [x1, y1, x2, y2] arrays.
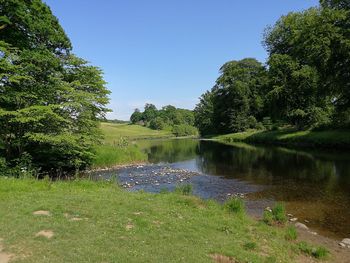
[[194, 91, 215, 136], [149, 117, 165, 130], [0, 0, 110, 175], [264, 5, 350, 127], [142, 103, 158, 124], [130, 109, 143, 124]]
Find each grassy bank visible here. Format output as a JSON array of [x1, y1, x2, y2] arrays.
[[0, 178, 324, 262], [214, 129, 350, 149], [92, 123, 174, 168]]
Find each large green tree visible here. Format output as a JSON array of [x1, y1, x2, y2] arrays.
[[0, 0, 110, 175], [264, 3, 350, 127]]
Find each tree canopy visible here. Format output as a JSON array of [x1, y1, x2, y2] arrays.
[[0, 0, 110, 176], [194, 1, 350, 135]]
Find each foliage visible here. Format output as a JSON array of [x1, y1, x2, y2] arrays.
[[150, 116, 165, 130], [130, 104, 197, 136], [172, 124, 198, 137], [243, 242, 257, 251], [224, 198, 245, 216], [271, 203, 287, 224], [0, 0, 110, 176], [194, 1, 350, 135]]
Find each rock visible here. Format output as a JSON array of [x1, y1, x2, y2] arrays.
[[308, 231, 318, 235], [295, 222, 309, 230], [304, 219, 310, 223], [339, 242, 346, 248], [265, 207, 272, 212], [289, 218, 298, 222], [287, 213, 293, 217], [341, 238, 350, 246]]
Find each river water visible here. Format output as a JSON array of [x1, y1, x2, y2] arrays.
[[94, 138, 350, 239]]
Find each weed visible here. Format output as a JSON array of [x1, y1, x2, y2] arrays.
[[285, 226, 297, 241], [175, 184, 193, 195], [272, 203, 287, 224], [244, 241, 257, 250], [298, 241, 329, 259], [225, 198, 245, 215]]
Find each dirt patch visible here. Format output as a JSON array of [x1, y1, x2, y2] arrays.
[[0, 239, 13, 263], [35, 230, 54, 239], [152, 220, 163, 227], [210, 254, 236, 263], [64, 213, 87, 221], [125, 223, 134, 230], [33, 210, 51, 216], [132, 212, 143, 215]]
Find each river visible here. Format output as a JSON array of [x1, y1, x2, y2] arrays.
[[93, 138, 350, 239]]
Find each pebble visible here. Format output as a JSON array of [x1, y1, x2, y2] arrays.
[[339, 238, 350, 248], [289, 218, 298, 222]]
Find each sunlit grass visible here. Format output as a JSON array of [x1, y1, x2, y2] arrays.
[[0, 178, 304, 263]]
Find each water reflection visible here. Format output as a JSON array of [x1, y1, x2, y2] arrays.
[[140, 139, 350, 237]]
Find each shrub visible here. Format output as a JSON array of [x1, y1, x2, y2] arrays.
[[150, 117, 165, 130], [285, 226, 297, 241], [225, 198, 245, 215], [172, 124, 198, 137], [175, 184, 192, 195], [247, 116, 258, 129], [262, 117, 273, 130]]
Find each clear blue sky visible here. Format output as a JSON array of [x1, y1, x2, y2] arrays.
[[44, 0, 319, 120]]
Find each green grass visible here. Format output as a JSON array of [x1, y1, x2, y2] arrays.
[[214, 129, 350, 149], [297, 241, 329, 259], [100, 122, 173, 144], [0, 178, 306, 263], [91, 123, 174, 168], [92, 144, 148, 168], [285, 226, 298, 241]]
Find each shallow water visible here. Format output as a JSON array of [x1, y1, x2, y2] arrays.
[[94, 138, 350, 239]]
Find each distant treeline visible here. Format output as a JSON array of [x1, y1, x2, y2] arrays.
[[130, 104, 198, 136], [194, 0, 350, 136]]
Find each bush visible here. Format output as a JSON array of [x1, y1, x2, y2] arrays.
[[247, 116, 258, 129], [175, 184, 192, 195], [225, 198, 245, 215], [262, 117, 273, 130], [172, 124, 198, 137], [149, 117, 165, 130], [285, 226, 297, 241]]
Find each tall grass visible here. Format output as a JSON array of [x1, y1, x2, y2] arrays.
[[92, 144, 147, 168]]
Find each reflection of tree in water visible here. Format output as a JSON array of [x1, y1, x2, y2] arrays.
[[196, 141, 350, 192], [144, 139, 199, 163]]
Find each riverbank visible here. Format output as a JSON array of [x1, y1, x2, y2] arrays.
[[0, 178, 342, 262], [92, 123, 174, 168], [212, 129, 350, 149]]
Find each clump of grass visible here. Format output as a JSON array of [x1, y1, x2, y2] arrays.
[[243, 241, 257, 250], [263, 210, 274, 225], [224, 198, 245, 215], [175, 184, 193, 195], [272, 203, 287, 223], [298, 241, 329, 259], [285, 226, 297, 241], [263, 203, 287, 225]]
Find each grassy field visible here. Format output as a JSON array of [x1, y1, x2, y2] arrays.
[[214, 129, 350, 149], [0, 178, 320, 263], [92, 123, 173, 168], [100, 123, 173, 143]]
